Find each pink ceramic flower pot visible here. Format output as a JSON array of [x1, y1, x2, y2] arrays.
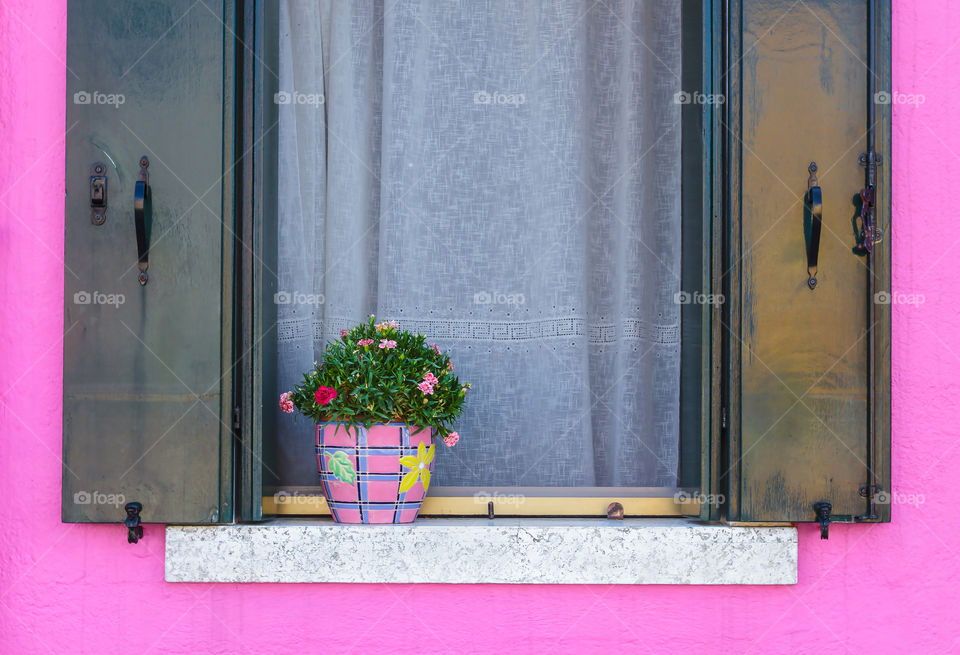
[[316, 423, 435, 524]]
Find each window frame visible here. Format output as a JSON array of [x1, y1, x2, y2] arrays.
[[232, 0, 889, 525], [235, 0, 719, 522]]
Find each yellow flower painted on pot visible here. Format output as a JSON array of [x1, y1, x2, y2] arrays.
[[399, 441, 435, 493]]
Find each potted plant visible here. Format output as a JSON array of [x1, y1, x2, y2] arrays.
[[279, 316, 469, 523]]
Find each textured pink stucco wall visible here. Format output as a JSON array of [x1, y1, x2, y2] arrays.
[[1, 1, 957, 653]]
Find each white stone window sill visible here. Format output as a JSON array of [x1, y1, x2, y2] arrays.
[[165, 518, 797, 585]]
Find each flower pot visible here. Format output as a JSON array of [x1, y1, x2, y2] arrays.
[[315, 422, 435, 524]]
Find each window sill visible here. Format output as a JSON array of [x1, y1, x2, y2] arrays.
[[165, 518, 797, 585]]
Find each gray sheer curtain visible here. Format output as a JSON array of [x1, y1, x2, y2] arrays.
[[274, 0, 682, 488]]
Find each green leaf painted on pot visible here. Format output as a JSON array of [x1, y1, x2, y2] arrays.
[[326, 450, 356, 485]]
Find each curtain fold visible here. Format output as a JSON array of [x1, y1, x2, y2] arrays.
[[275, 0, 683, 488]]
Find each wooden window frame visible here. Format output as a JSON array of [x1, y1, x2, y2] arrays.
[[231, 0, 891, 524]]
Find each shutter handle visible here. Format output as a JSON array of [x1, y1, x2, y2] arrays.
[[134, 157, 151, 285], [804, 162, 823, 290]]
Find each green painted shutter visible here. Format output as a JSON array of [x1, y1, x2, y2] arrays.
[[725, 0, 891, 527], [62, 0, 235, 524]]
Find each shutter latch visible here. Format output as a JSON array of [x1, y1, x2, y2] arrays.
[[124, 502, 143, 544], [813, 501, 832, 539], [854, 151, 883, 255], [89, 162, 108, 225]]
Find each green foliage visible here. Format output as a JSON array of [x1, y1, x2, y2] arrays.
[[289, 316, 469, 439]]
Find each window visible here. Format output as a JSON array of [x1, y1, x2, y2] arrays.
[[62, 0, 891, 531], [259, 1, 707, 517]]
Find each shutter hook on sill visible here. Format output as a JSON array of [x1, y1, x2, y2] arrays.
[[125, 502, 143, 544], [813, 501, 832, 539]]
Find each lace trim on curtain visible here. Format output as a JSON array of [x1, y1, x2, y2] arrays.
[[277, 317, 680, 345]]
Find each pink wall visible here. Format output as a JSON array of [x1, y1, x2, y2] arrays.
[[1, 1, 957, 653]]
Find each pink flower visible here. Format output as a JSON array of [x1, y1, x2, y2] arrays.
[[429, 343, 442, 355], [357, 338, 374, 347], [340, 329, 348, 338], [446, 361, 455, 371], [423, 372, 438, 385], [375, 320, 400, 332], [443, 432, 460, 447], [279, 392, 295, 414], [315, 386, 338, 405], [379, 339, 397, 349], [417, 381, 435, 395]]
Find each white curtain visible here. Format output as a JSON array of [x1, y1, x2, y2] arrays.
[[274, 0, 683, 488]]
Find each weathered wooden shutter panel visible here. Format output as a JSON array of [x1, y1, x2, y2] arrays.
[[726, 0, 891, 526], [62, 0, 235, 524]]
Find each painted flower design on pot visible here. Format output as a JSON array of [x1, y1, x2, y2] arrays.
[[399, 441, 435, 493]]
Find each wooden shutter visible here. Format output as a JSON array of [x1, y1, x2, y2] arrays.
[[725, 0, 891, 529], [62, 0, 235, 524]]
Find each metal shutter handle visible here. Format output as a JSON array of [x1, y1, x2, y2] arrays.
[[805, 162, 823, 290], [134, 156, 151, 285]]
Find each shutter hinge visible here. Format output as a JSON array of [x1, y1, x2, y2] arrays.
[[721, 407, 727, 430], [233, 406, 241, 431]]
